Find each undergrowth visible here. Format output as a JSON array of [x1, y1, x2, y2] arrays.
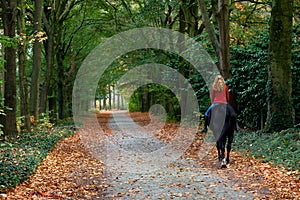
[[233, 128, 300, 172], [0, 122, 75, 192]]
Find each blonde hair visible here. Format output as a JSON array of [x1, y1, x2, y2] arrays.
[[212, 75, 226, 92]]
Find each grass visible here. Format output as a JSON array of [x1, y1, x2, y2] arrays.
[[233, 128, 300, 172], [0, 122, 75, 192]]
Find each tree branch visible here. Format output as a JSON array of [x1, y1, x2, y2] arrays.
[[198, 0, 220, 58]]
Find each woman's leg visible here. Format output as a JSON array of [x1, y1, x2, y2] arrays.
[[205, 104, 214, 116], [201, 104, 219, 133]]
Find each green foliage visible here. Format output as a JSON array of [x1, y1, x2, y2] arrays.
[[292, 22, 300, 126], [103, 48, 209, 121], [0, 126, 74, 192], [137, 0, 179, 27], [228, 21, 300, 130], [56, 117, 75, 126], [98, 48, 209, 117], [234, 129, 300, 171], [0, 34, 18, 50], [229, 39, 268, 130], [128, 84, 181, 121], [229, 1, 271, 46]]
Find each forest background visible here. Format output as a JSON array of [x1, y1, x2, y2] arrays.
[[1, 0, 299, 134]]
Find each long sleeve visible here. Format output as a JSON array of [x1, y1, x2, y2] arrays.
[[210, 89, 215, 103]]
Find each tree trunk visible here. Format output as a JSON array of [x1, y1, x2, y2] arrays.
[[217, 0, 230, 79], [113, 86, 116, 109], [108, 85, 112, 110], [265, 0, 294, 132], [103, 97, 107, 110], [1, 0, 18, 135], [180, 0, 198, 37], [198, 0, 230, 78], [117, 94, 120, 110], [178, 1, 188, 117], [42, 6, 57, 121], [30, 0, 43, 120], [46, 0, 78, 119], [198, 0, 239, 112], [41, 1, 59, 119], [45, 34, 57, 121], [17, 0, 31, 131], [57, 52, 65, 119]]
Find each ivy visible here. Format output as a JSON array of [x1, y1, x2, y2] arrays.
[[234, 129, 300, 171], [0, 126, 74, 192], [229, 43, 268, 130]]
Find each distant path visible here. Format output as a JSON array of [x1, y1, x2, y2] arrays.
[[102, 111, 254, 199]]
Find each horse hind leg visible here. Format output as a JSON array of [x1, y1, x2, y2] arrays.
[[217, 139, 226, 168], [226, 133, 234, 164], [216, 142, 222, 162], [220, 146, 226, 168], [217, 139, 225, 160]]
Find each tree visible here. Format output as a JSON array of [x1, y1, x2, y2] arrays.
[[198, 0, 230, 79], [0, 0, 18, 135], [30, 0, 43, 120], [216, 0, 230, 79], [265, 0, 294, 132], [40, 0, 53, 115], [55, 0, 85, 119], [17, 0, 30, 131]]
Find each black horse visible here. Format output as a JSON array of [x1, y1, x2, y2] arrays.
[[207, 103, 237, 167]]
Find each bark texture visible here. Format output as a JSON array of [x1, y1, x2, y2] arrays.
[[266, 0, 294, 132]]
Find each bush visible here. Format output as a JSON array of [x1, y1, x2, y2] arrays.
[[0, 126, 74, 192], [229, 43, 268, 130], [229, 23, 300, 129]]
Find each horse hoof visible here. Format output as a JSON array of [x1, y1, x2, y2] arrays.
[[221, 164, 227, 168], [220, 158, 227, 168]]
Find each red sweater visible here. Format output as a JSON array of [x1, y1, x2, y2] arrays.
[[211, 85, 230, 103]]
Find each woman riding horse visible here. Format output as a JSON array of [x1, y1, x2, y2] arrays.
[[200, 75, 230, 133], [200, 75, 238, 166]]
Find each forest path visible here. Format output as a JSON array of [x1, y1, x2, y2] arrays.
[[4, 111, 299, 199], [102, 111, 254, 199]]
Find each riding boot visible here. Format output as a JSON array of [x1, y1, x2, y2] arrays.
[[200, 116, 208, 133]]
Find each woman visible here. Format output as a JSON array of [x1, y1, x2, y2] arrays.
[[200, 75, 230, 133]]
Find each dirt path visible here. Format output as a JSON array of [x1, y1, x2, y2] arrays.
[[3, 111, 299, 199]]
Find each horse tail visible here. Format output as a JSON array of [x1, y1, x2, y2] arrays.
[[226, 104, 237, 131]]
